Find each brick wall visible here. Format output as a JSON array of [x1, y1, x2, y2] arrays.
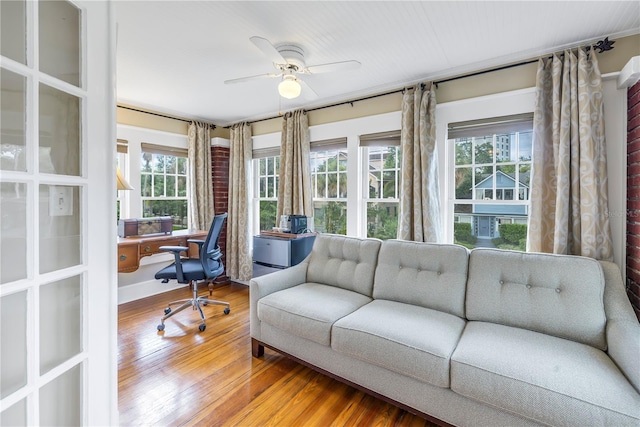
[[211, 146, 230, 278], [626, 80, 640, 321]]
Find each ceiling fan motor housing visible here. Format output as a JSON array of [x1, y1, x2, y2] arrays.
[[275, 44, 306, 70]]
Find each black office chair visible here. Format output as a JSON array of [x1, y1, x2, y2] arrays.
[[155, 212, 230, 332]]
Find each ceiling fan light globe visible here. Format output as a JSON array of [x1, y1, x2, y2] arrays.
[[278, 78, 301, 99]]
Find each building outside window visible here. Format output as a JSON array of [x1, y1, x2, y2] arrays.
[[450, 114, 532, 251], [140, 143, 188, 230], [361, 132, 401, 239]]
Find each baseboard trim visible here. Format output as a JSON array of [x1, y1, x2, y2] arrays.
[[118, 279, 184, 304]]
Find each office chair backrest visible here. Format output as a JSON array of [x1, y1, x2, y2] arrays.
[[200, 212, 228, 279]]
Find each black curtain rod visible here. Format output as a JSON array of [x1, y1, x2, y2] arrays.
[[434, 37, 614, 86], [118, 105, 216, 129], [243, 88, 406, 126], [236, 37, 615, 127]]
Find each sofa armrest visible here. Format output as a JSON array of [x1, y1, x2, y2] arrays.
[[599, 261, 640, 393], [249, 261, 309, 340], [607, 319, 640, 393]]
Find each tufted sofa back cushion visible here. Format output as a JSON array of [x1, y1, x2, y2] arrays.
[[467, 248, 607, 350], [373, 240, 469, 317], [307, 234, 382, 297]]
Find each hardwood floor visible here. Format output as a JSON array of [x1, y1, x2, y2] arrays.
[[118, 282, 438, 426]]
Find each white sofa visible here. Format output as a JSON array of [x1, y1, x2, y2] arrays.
[[250, 234, 640, 426]]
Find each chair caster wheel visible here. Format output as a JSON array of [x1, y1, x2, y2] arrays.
[[223, 307, 230, 315], [157, 324, 165, 331], [199, 324, 206, 332], [202, 301, 208, 306], [164, 308, 171, 315]]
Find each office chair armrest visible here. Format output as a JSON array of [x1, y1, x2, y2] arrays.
[[187, 239, 205, 246], [159, 245, 189, 283]]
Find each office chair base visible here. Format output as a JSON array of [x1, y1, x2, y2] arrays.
[[157, 280, 230, 332]]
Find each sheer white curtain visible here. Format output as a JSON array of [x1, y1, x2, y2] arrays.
[[398, 83, 441, 242], [187, 121, 214, 230], [227, 122, 253, 281], [527, 49, 613, 260], [277, 109, 313, 217]]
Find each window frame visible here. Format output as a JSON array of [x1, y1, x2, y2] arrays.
[[360, 131, 401, 239], [253, 155, 280, 232], [116, 125, 190, 228], [309, 147, 348, 235], [139, 147, 189, 229], [448, 115, 533, 249]]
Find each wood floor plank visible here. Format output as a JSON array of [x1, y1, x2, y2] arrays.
[[118, 282, 439, 426]]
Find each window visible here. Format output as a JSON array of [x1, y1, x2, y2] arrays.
[[449, 114, 532, 251], [249, 112, 402, 238], [311, 138, 348, 234], [116, 139, 128, 221], [256, 155, 279, 231], [361, 132, 401, 239], [140, 143, 188, 230]]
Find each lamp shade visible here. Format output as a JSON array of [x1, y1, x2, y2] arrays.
[[116, 166, 134, 190], [278, 76, 301, 99]]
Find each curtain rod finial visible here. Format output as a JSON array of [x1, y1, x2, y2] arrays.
[[592, 37, 615, 53]]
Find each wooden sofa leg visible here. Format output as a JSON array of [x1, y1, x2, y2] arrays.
[[252, 338, 264, 357]]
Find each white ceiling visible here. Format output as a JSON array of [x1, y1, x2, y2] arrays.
[[115, 1, 640, 127]]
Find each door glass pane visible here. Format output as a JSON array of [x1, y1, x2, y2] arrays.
[[40, 275, 82, 374], [39, 83, 81, 176], [0, 397, 26, 426], [39, 0, 80, 86], [39, 363, 82, 426], [39, 185, 81, 273], [1, 0, 26, 64], [1, 182, 27, 283], [1, 69, 27, 172], [0, 291, 28, 398]]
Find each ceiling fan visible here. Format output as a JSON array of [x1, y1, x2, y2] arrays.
[[224, 36, 361, 100]]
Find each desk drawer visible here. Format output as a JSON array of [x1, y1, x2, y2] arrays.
[[118, 244, 139, 272], [140, 238, 187, 257]]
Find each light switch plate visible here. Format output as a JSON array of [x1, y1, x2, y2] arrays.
[[49, 186, 73, 217]]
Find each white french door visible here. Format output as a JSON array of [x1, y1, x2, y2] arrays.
[[0, 0, 117, 425]]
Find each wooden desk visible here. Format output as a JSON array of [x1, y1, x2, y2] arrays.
[[117, 229, 207, 273]]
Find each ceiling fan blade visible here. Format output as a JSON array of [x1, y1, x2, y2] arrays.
[[305, 60, 361, 74], [250, 36, 286, 65], [298, 79, 318, 100], [224, 72, 280, 85]]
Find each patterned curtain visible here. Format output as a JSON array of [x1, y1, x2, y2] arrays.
[[187, 121, 214, 230], [227, 123, 253, 281], [277, 109, 313, 217], [527, 49, 613, 260], [398, 83, 442, 242]]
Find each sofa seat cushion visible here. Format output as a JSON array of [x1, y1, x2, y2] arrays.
[[332, 299, 466, 388], [257, 282, 372, 346], [451, 322, 640, 426]]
